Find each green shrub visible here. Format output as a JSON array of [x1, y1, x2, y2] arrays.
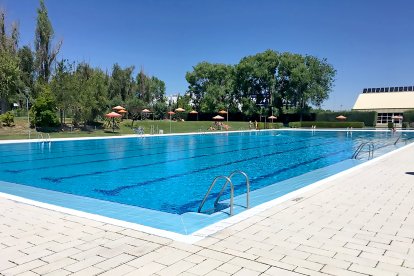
[[0, 111, 14, 126], [402, 122, 409, 129], [271, 122, 284, 129], [316, 111, 376, 127], [387, 122, 394, 129], [403, 110, 414, 122], [30, 91, 59, 128], [288, 122, 302, 128], [290, 121, 364, 128]]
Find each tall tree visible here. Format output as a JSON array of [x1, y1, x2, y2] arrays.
[[136, 70, 166, 105], [72, 63, 109, 125], [18, 46, 35, 90], [108, 63, 135, 102], [50, 59, 76, 125], [289, 55, 335, 120], [0, 10, 21, 111], [35, 0, 61, 82], [186, 62, 235, 113], [235, 50, 279, 116]]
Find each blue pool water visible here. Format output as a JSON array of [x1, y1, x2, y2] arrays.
[[0, 130, 412, 220]]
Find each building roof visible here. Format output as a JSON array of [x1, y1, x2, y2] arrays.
[[353, 92, 414, 110]]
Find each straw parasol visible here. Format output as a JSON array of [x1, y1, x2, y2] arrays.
[[112, 105, 125, 111], [268, 115, 277, 123], [213, 115, 224, 120], [218, 110, 228, 122], [189, 110, 198, 120], [167, 111, 175, 133], [105, 112, 122, 133], [175, 108, 185, 121], [336, 115, 347, 120]]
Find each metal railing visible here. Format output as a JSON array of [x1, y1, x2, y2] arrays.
[[352, 142, 374, 160], [198, 170, 250, 216]]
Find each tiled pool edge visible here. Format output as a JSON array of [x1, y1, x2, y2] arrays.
[[1, 128, 413, 145], [1, 140, 412, 244], [190, 141, 414, 239]]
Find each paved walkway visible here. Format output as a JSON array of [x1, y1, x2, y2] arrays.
[[1, 145, 414, 276]]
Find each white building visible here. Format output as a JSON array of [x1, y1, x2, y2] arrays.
[[166, 94, 179, 105], [352, 86, 414, 127]]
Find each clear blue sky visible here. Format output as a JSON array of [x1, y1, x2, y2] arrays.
[[1, 0, 413, 110]]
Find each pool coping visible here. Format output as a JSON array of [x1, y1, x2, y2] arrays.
[[1, 127, 413, 145], [0, 130, 413, 243]]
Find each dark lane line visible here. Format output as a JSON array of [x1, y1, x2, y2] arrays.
[[6, 135, 319, 174], [0, 135, 242, 165], [167, 149, 348, 214], [94, 139, 336, 196], [41, 137, 328, 183]]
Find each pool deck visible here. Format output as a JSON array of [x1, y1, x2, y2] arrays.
[[1, 145, 414, 275]]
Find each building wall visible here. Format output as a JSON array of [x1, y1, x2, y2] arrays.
[[352, 89, 414, 127], [353, 92, 414, 110]]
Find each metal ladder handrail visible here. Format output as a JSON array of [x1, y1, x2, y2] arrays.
[[198, 170, 250, 216], [36, 132, 43, 142], [214, 170, 250, 209], [352, 142, 374, 159], [198, 176, 234, 215], [45, 133, 51, 143], [394, 134, 403, 145]]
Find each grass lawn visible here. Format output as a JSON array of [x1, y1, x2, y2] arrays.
[[0, 117, 279, 140]]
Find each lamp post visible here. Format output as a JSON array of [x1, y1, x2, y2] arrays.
[[24, 87, 30, 139]]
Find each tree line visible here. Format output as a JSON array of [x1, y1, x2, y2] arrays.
[[185, 50, 336, 121], [0, 0, 167, 128], [0, 0, 336, 128]]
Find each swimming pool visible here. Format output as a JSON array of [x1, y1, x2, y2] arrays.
[[0, 130, 412, 236]]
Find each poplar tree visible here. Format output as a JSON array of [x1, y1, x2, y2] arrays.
[[34, 0, 61, 82]]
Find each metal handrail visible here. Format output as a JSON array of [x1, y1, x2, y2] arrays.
[[45, 133, 51, 143], [198, 170, 250, 216], [198, 176, 234, 215], [220, 170, 250, 209], [394, 134, 402, 145], [352, 142, 374, 159], [36, 133, 43, 142]]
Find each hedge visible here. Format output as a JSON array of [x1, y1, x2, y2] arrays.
[[257, 122, 284, 129], [403, 110, 414, 123], [289, 121, 365, 128], [315, 111, 376, 127]]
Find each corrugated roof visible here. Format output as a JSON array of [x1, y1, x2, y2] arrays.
[[353, 92, 414, 110]]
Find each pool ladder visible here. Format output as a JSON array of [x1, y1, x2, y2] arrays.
[[36, 133, 51, 144], [198, 170, 250, 216], [352, 142, 374, 160]]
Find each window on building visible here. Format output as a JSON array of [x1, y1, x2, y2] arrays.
[[376, 113, 393, 124], [404, 86, 408, 91], [385, 87, 389, 92], [390, 87, 394, 92]]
